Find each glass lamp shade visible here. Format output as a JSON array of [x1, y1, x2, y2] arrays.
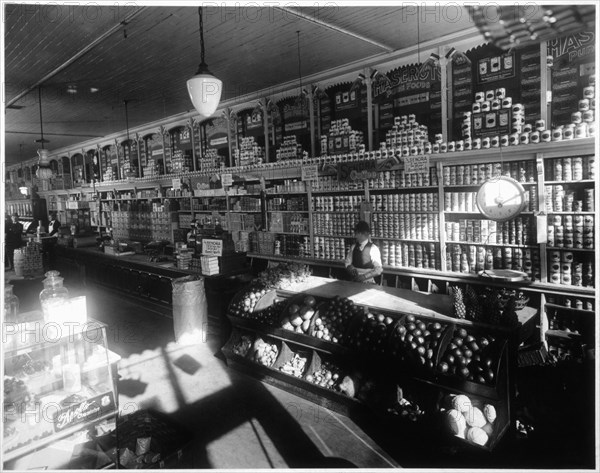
[[37, 148, 50, 166], [36, 166, 54, 179], [187, 73, 222, 118], [19, 185, 29, 196]]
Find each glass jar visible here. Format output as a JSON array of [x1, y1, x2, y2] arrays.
[[39, 270, 69, 322], [4, 284, 20, 323]]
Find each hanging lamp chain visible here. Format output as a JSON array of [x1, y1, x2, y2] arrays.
[[38, 86, 45, 149], [124, 99, 130, 141], [193, 6, 213, 75], [199, 7, 205, 64]]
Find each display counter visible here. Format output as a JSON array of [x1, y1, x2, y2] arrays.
[[53, 246, 250, 317], [222, 276, 538, 454], [3, 312, 120, 470]]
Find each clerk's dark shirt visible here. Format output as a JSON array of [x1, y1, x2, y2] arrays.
[[5, 221, 24, 247]]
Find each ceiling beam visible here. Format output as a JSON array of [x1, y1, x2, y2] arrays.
[[6, 131, 104, 138], [6, 6, 147, 108], [276, 6, 395, 52]]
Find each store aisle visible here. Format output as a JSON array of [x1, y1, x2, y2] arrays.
[[84, 287, 398, 469]]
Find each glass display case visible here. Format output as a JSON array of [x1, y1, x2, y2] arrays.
[[3, 315, 118, 468]]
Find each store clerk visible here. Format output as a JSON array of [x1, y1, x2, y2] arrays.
[[344, 221, 383, 284]]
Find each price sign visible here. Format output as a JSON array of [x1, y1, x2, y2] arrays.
[[301, 164, 319, 181], [221, 173, 233, 187], [403, 155, 430, 174], [202, 239, 223, 256], [172, 178, 181, 190]]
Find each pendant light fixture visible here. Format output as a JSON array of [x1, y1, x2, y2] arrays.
[[187, 7, 222, 118], [18, 145, 29, 195], [35, 86, 53, 180]]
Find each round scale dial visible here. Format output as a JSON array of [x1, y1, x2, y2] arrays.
[[476, 176, 528, 222]]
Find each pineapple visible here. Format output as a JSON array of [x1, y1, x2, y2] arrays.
[[452, 286, 466, 319], [465, 285, 482, 321]]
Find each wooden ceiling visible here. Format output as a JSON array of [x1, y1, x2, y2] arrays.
[[4, 4, 477, 164]]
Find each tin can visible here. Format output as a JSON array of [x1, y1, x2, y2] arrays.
[[552, 128, 563, 141]]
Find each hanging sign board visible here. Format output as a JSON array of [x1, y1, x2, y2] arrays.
[[202, 239, 223, 256], [221, 173, 233, 187], [403, 155, 430, 174], [337, 160, 378, 181], [301, 164, 319, 181]]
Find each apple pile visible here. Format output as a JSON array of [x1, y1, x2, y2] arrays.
[[444, 394, 497, 447], [310, 296, 359, 344], [389, 315, 446, 370], [280, 295, 317, 333], [305, 362, 344, 391], [227, 289, 284, 326], [438, 328, 497, 385], [228, 288, 268, 317], [346, 311, 395, 354]]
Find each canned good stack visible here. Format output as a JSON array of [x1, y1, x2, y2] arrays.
[[367, 168, 438, 189], [322, 118, 364, 155], [234, 137, 265, 167], [446, 217, 532, 245], [312, 195, 364, 212], [276, 135, 307, 162], [313, 237, 351, 261], [269, 179, 306, 193], [545, 294, 594, 311], [176, 249, 194, 270], [547, 215, 594, 249], [379, 241, 438, 269], [200, 149, 225, 170], [142, 158, 160, 178], [282, 213, 309, 234], [548, 251, 594, 287], [372, 214, 438, 240], [370, 193, 438, 212], [276, 235, 311, 258], [13, 240, 44, 277], [381, 114, 430, 157], [568, 75, 596, 137], [444, 191, 478, 212], [443, 160, 536, 185], [447, 244, 539, 278], [103, 166, 116, 182], [311, 176, 364, 192], [313, 213, 358, 236], [545, 155, 595, 182], [545, 186, 594, 213], [267, 196, 308, 211]]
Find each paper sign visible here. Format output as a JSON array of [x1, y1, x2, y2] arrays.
[[202, 239, 223, 256], [172, 179, 181, 190], [403, 155, 430, 174], [301, 164, 319, 181], [221, 173, 233, 187]]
